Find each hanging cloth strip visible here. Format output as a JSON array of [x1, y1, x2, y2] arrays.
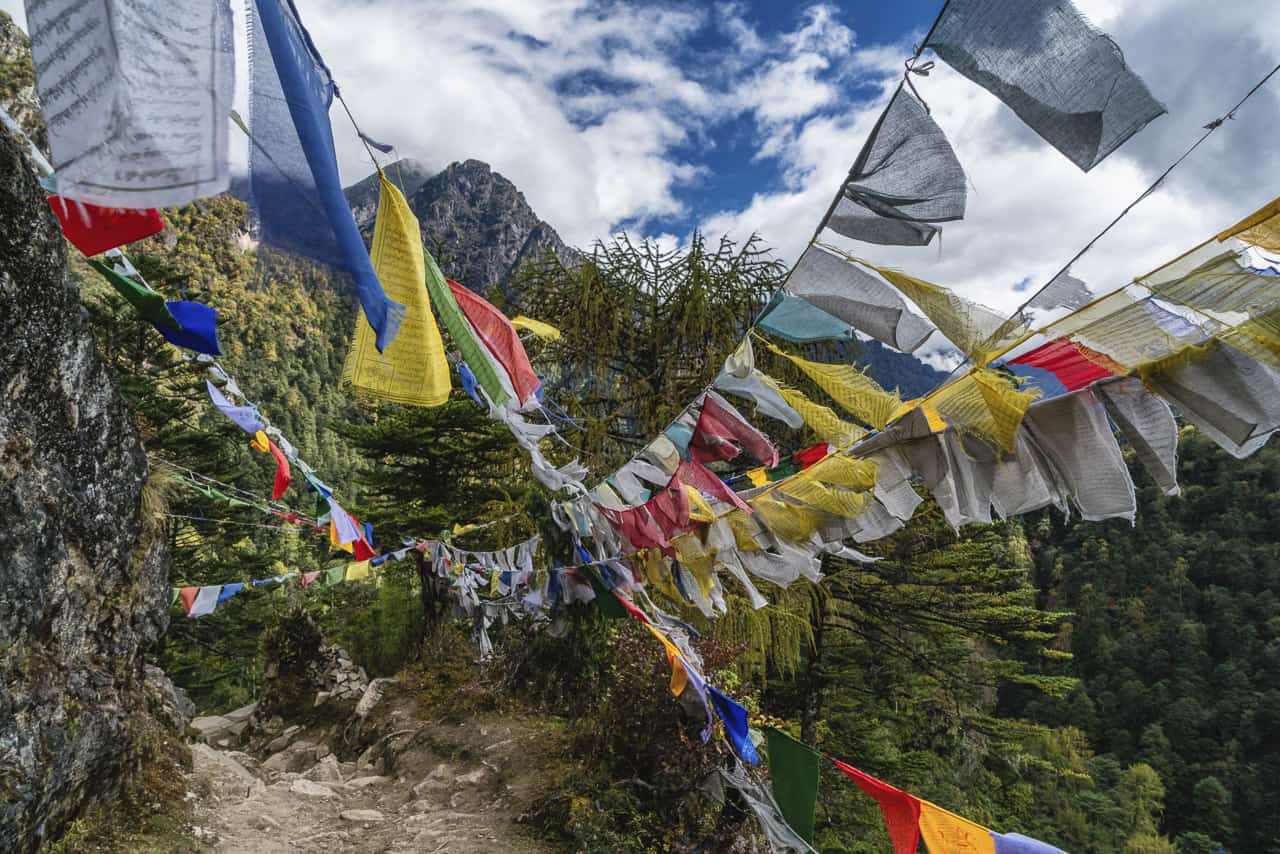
[[823, 87, 967, 246], [924, 0, 1165, 172], [24, 0, 234, 206], [448, 280, 541, 407], [247, 0, 405, 351], [47, 198, 165, 257], [341, 173, 451, 406]]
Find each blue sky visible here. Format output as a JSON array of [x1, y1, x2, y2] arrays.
[[4, 0, 1277, 362]]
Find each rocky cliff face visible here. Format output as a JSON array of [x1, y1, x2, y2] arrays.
[[348, 158, 574, 297], [0, 125, 173, 851], [0, 11, 44, 152]]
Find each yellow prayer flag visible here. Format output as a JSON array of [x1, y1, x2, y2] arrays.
[[645, 623, 689, 697], [511, 316, 562, 340], [341, 172, 451, 406], [249, 430, 270, 453], [683, 484, 716, 522], [746, 467, 769, 488], [1218, 195, 1280, 252], [345, 561, 371, 581], [918, 800, 996, 854], [763, 340, 902, 430]]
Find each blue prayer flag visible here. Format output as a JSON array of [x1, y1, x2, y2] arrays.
[[248, 0, 404, 351], [708, 686, 758, 764], [155, 301, 222, 356]]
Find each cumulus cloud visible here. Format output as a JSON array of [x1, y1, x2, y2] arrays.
[[3, 0, 1274, 326]]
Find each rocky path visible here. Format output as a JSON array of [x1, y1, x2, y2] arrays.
[[185, 712, 557, 853]]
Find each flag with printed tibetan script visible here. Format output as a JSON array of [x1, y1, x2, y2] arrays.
[[341, 173, 451, 406]]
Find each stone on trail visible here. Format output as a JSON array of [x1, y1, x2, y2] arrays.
[[347, 775, 391, 788], [289, 779, 340, 799], [301, 754, 343, 783], [340, 809, 386, 823]]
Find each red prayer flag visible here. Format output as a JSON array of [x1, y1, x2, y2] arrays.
[[267, 440, 291, 500], [614, 591, 650, 624], [690, 393, 779, 468], [178, 586, 199, 615], [1009, 338, 1120, 391], [793, 442, 831, 470], [676, 459, 753, 514], [446, 280, 541, 405], [48, 196, 164, 257], [832, 759, 922, 854], [301, 571, 321, 588]]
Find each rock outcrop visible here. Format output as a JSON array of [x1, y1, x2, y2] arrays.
[[0, 11, 45, 152], [412, 159, 574, 297], [346, 158, 574, 298], [0, 124, 172, 850]]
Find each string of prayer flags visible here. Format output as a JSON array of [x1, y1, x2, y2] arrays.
[[779, 246, 936, 351], [448, 280, 542, 406], [87, 259, 180, 331], [25, 0, 234, 207], [421, 249, 510, 407], [247, 0, 404, 352], [764, 728, 820, 844], [341, 173, 451, 406], [823, 88, 967, 246], [925, 0, 1164, 172], [48, 198, 164, 257], [206, 380, 265, 435], [510, 316, 562, 340]]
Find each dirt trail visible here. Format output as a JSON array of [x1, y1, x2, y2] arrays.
[[186, 707, 559, 853]]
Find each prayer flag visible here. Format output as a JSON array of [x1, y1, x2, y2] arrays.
[[1010, 338, 1120, 391], [206, 380, 264, 435], [708, 686, 758, 764], [825, 88, 966, 246], [301, 571, 321, 588], [764, 728, 820, 844], [422, 251, 509, 406], [155, 301, 222, 356], [991, 833, 1070, 854], [346, 561, 370, 581], [26, 0, 234, 207], [925, 0, 1164, 171], [919, 800, 997, 854], [48, 198, 164, 256], [510, 316, 561, 340], [247, 0, 404, 351], [215, 583, 244, 605], [178, 586, 198, 615], [341, 173, 451, 406], [188, 586, 221, 618], [831, 759, 921, 854], [324, 566, 346, 587], [645, 624, 689, 697], [268, 440, 291, 499], [88, 259, 180, 330], [448, 280, 541, 406]]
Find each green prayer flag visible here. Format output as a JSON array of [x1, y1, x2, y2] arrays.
[[421, 249, 509, 407], [765, 726, 820, 843], [324, 566, 346, 587], [87, 258, 180, 330], [583, 566, 626, 620], [171, 588, 180, 607], [766, 460, 797, 482]]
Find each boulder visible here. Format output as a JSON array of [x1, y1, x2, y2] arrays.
[[289, 779, 340, 799], [301, 755, 343, 783]]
